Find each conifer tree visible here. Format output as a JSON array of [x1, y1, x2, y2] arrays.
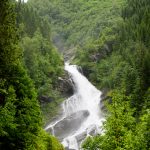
[[0, 1, 42, 149]]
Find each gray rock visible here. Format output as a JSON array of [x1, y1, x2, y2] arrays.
[[86, 124, 97, 136], [53, 110, 89, 140], [39, 95, 54, 103], [58, 74, 74, 97], [75, 131, 87, 143]]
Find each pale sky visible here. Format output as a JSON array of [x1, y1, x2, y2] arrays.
[[16, 0, 28, 3]]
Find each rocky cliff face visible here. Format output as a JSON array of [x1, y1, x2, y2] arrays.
[[58, 73, 74, 97]]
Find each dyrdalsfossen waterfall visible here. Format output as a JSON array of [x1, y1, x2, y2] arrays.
[[45, 63, 105, 150]]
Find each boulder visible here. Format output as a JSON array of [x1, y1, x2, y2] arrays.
[[58, 73, 74, 97], [53, 110, 89, 140]]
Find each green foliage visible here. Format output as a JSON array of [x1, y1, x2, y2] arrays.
[[101, 91, 136, 150], [28, 0, 124, 50], [82, 91, 150, 150], [73, 0, 150, 149], [16, 2, 51, 40], [20, 28, 64, 124], [74, 0, 150, 111], [16, 2, 65, 124], [0, 1, 41, 148], [41, 91, 64, 124], [1, 0, 148, 149], [21, 30, 63, 90], [0, 0, 21, 78], [28, 129, 64, 150], [0, 1, 64, 149]]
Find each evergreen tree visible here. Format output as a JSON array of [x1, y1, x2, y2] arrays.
[[0, 1, 41, 149], [81, 0, 150, 149], [0, 1, 64, 149], [82, 90, 149, 150]]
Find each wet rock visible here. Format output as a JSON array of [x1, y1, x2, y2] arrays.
[[75, 131, 87, 143], [58, 73, 74, 97], [39, 95, 54, 104], [45, 126, 55, 135], [53, 110, 89, 140], [99, 88, 110, 111], [86, 124, 97, 136], [100, 88, 109, 101], [81, 67, 92, 78]]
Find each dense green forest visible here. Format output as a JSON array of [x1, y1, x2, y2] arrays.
[[27, 0, 124, 52], [0, 0, 64, 149], [16, 1, 65, 124], [80, 0, 150, 149], [0, 0, 149, 150]]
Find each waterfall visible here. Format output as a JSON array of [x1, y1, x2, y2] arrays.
[[45, 63, 104, 150]]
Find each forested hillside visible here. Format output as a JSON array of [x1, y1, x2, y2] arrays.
[[0, 0, 63, 149], [16, 1, 65, 124], [27, 0, 124, 52], [80, 0, 150, 149], [0, 0, 149, 150]]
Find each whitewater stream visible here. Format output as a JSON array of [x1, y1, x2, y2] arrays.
[[45, 63, 104, 150]]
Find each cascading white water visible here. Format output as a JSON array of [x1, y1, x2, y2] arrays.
[[64, 63, 103, 125], [45, 63, 104, 150]]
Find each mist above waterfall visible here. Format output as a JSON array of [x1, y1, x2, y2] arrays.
[[46, 63, 105, 150]]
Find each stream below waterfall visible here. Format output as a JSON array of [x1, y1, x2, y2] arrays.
[[45, 63, 105, 150]]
